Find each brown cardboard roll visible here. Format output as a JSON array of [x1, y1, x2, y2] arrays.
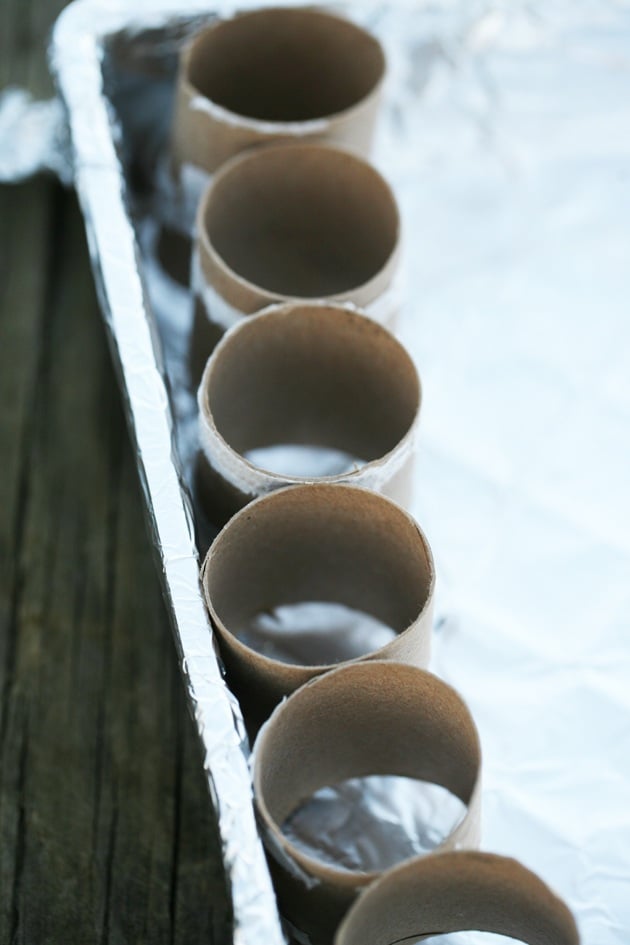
[[196, 302, 419, 527], [171, 7, 385, 226], [335, 851, 580, 945], [202, 484, 435, 733], [252, 662, 482, 945], [190, 142, 401, 379]]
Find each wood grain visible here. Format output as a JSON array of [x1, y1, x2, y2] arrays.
[[0, 3, 232, 942]]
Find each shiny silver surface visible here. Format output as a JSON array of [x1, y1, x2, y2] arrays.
[[15, 1, 628, 943], [50, 4, 285, 944], [0, 86, 72, 184]]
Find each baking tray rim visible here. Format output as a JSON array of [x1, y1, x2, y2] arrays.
[[50, 2, 287, 943]]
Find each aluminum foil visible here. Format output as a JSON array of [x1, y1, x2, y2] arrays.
[[0, 86, 72, 184], [8, 0, 622, 942], [50, 4, 283, 945], [284, 776, 467, 872]]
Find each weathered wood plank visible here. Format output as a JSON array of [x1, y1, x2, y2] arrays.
[[0, 0, 233, 935], [0, 182, 231, 945], [0, 0, 67, 96]]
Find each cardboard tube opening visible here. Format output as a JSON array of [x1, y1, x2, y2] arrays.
[[186, 8, 385, 123], [254, 663, 481, 872], [202, 304, 419, 467], [200, 145, 399, 298], [252, 663, 481, 944], [335, 852, 580, 945], [204, 484, 434, 669]]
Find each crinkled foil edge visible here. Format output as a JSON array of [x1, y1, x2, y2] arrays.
[[48, 3, 296, 943]]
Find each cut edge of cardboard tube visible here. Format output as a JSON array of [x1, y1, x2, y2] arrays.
[[171, 7, 386, 177], [196, 301, 420, 526], [252, 662, 482, 945], [201, 483, 435, 729], [335, 851, 580, 945], [193, 142, 400, 317]]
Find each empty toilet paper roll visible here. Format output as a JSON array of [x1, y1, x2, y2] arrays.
[[171, 7, 386, 232], [190, 143, 401, 378], [252, 662, 482, 945], [196, 302, 420, 526], [201, 484, 435, 732], [335, 851, 580, 945]]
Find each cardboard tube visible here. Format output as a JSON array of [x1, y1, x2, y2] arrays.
[[196, 302, 420, 527], [202, 484, 435, 732], [252, 663, 482, 945], [335, 851, 580, 945], [190, 143, 401, 379], [171, 8, 385, 212]]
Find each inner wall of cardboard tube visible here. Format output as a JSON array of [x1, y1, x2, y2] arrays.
[[204, 305, 419, 463], [201, 147, 399, 297], [254, 662, 480, 873], [186, 8, 385, 123], [205, 486, 433, 664], [335, 852, 580, 945]]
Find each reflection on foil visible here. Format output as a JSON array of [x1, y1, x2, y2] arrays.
[[244, 445, 363, 479], [0, 87, 72, 185], [137, 216, 199, 472], [284, 775, 466, 873], [240, 602, 396, 666]]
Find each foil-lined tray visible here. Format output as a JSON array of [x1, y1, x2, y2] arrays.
[[50, 3, 284, 944], [43, 1, 630, 943]]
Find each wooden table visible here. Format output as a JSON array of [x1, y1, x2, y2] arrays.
[[0, 2, 231, 941]]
